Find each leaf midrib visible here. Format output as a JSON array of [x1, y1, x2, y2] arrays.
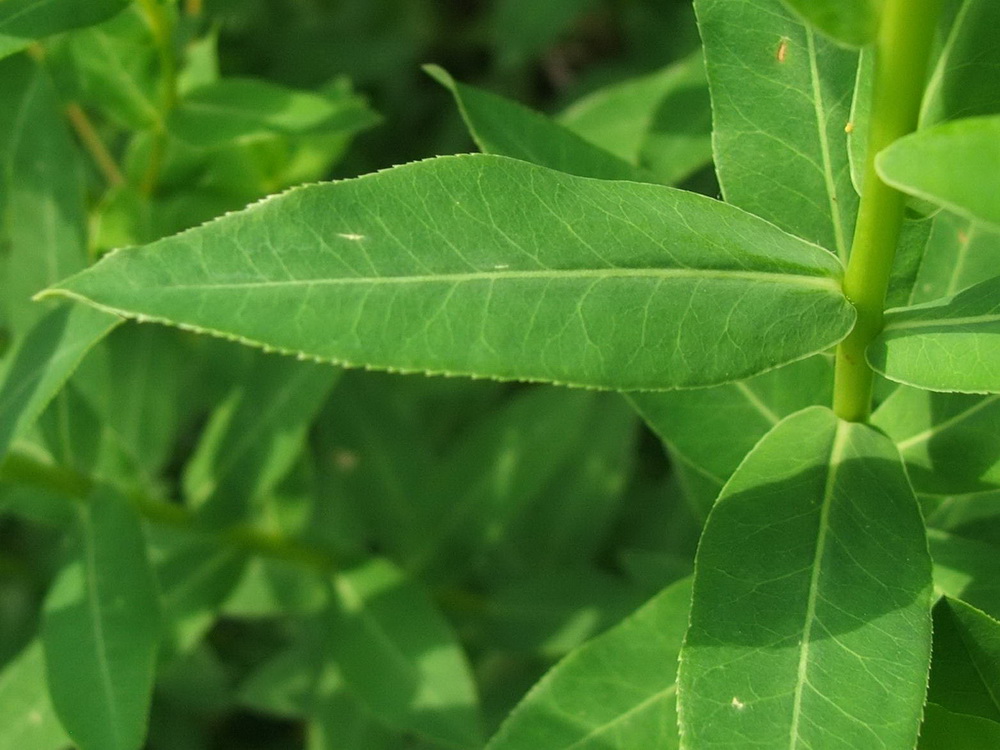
[[92, 266, 841, 291], [789, 420, 848, 749]]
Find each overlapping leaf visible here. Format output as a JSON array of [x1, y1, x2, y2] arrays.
[[0, 0, 128, 59], [42, 490, 162, 750], [427, 65, 652, 183], [696, 0, 859, 258], [487, 577, 691, 750], [679, 407, 933, 749], [0, 640, 70, 750], [780, 0, 882, 46], [43, 155, 854, 391], [0, 305, 120, 459], [869, 274, 1000, 393], [877, 115, 1000, 231]]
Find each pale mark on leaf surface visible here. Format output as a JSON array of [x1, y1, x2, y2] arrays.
[[731, 697, 746, 710], [337, 233, 365, 241]]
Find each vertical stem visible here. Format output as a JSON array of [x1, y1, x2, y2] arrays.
[[65, 103, 126, 188], [137, 0, 177, 196], [832, 0, 943, 422]]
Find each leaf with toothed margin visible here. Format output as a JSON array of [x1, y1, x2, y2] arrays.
[[679, 406, 933, 750], [41, 155, 854, 392]]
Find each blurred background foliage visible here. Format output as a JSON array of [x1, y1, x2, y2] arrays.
[[0, 1, 713, 748]]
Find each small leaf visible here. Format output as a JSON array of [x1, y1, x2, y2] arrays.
[[869, 274, 1000, 393], [487, 577, 691, 750], [0, 640, 70, 750], [426, 65, 653, 183], [169, 78, 379, 149], [679, 407, 933, 749], [0, 305, 120, 459], [877, 116, 1000, 231], [325, 558, 482, 749], [43, 155, 854, 391], [927, 529, 1000, 622], [42, 489, 162, 750], [780, 0, 882, 46], [0, 0, 129, 59]]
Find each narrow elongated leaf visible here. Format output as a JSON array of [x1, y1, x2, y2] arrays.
[[869, 274, 1000, 393], [0, 0, 128, 59], [0, 55, 87, 335], [872, 386, 1000, 494], [182, 351, 338, 524], [779, 0, 882, 46], [427, 65, 652, 183], [170, 78, 379, 149], [42, 489, 162, 750], [696, 0, 859, 258], [877, 116, 1000, 230], [0, 305, 120, 459], [325, 558, 482, 748], [679, 407, 933, 749], [487, 576, 691, 750], [43, 155, 854, 391], [0, 640, 70, 750]]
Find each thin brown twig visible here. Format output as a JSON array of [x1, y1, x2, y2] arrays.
[[64, 103, 126, 188]]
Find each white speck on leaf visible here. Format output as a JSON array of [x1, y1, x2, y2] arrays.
[[731, 697, 746, 710], [337, 233, 365, 241]]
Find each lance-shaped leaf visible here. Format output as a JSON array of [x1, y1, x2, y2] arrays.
[[877, 116, 1000, 231], [487, 577, 691, 750], [779, 0, 882, 47], [0, 304, 120, 459], [42, 155, 854, 391], [426, 65, 652, 183], [679, 407, 933, 749], [42, 489, 162, 750], [869, 274, 1000, 393], [696, 0, 859, 259], [0, 0, 129, 59]]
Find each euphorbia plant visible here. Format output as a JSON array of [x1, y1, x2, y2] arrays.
[[2, 0, 1000, 747]]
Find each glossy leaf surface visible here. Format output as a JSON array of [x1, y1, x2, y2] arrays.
[[877, 116, 1000, 230], [487, 577, 691, 750], [679, 407, 933, 749], [870, 274, 1000, 393], [44, 155, 854, 391], [42, 490, 162, 750], [927, 597, 1000, 723]]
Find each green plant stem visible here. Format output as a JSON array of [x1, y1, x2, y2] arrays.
[[137, 0, 177, 196], [833, 0, 943, 422], [65, 103, 126, 188], [0, 450, 340, 574]]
